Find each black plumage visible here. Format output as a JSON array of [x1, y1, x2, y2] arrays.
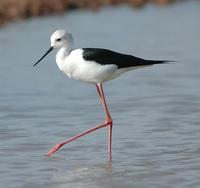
[[83, 48, 167, 69]]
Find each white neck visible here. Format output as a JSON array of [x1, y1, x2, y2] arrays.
[[55, 33, 74, 71], [56, 47, 70, 71]]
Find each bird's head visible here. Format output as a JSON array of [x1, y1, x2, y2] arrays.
[[33, 29, 73, 67], [50, 29, 73, 49]]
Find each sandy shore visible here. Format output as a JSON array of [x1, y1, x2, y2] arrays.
[[0, 0, 183, 26]]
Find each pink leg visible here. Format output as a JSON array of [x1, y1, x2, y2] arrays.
[[47, 122, 109, 157], [97, 84, 113, 161], [47, 84, 113, 161], [96, 84, 105, 107]]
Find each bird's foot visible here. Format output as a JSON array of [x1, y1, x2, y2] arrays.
[[46, 143, 63, 157]]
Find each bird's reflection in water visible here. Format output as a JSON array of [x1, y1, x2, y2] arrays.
[[52, 161, 112, 188]]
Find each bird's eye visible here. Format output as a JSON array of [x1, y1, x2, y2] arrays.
[[56, 38, 61, 42]]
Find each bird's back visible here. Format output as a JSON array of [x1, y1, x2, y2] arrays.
[[82, 48, 167, 69]]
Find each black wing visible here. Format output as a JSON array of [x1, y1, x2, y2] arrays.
[[82, 48, 167, 69]]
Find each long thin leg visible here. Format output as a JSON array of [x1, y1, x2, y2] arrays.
[[97, 84, 111, 121], [47, 84, 113, 161], [96, 84, 104, 105], [47, 121, 109, 156], [97, 84, 113, 160]]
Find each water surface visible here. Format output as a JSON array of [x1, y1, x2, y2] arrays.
[[0, 1, 200, 188]]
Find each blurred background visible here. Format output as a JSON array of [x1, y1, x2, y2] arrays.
[[0, 0, 192, 25], [0, 0, 200, 188]]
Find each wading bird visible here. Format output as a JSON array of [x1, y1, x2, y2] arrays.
[[34, 29, 168, 160]]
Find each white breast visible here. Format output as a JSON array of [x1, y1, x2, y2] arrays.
[[57, 49, 118, 84]]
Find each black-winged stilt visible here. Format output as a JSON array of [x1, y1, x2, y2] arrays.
[[34, 29, 169, 160]]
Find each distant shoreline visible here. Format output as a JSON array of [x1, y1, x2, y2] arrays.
[[0, 0, 186, 26]]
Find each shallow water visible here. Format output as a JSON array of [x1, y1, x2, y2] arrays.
[[0, 1, 200, 188]]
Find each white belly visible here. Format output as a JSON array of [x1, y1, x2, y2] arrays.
[[66, 61, 117, 84]]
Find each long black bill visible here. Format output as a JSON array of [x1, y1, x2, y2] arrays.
[[33, 46, 54, 67]]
